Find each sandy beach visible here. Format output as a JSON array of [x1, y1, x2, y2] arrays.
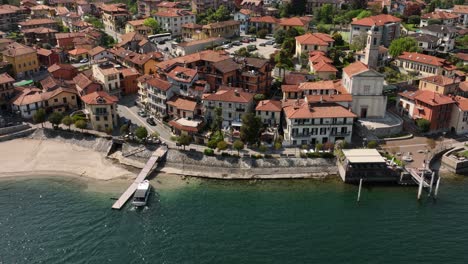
[[0, 138, 136, 181]]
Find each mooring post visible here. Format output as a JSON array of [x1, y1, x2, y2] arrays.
[[357, 178, 363, 202], [434, 177, 441, 198], [428, 172, 435, 196], [417, 171, 424, 200]]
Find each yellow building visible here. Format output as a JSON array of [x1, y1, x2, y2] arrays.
[[418, 75, 458, 95], [1, 42, 39, 78], [81, 91, 119, 131], [42, 87, 79, 113], [125, 19, 153, 36]]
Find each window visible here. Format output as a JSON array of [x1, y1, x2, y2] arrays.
[[63, 97, 67, 103], [54, 98, 58, 102], [363, 85, 370, 95], [320, 128, 326, 135], [96, 116, 100, 121]]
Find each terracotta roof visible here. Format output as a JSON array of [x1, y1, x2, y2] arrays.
[[420, 24, 458, 34], [81, 91, 118, 105], [241, 0, 263, 6], [212, 59, 240, 73], [420, 75, 456, 86], [99, 3, 128, 13], [256, 99, 282, 112], [11, 88, 43, 106], [125, 52, 157, 66], [250, 16, 278, 24], [284, 72, 309, 85], [146, 77, 172, 91], [343, 61, 369, 77], [2, 42, 36, 57], [68, 48, 88, 56], [41, 87, 77, 101], [88, 46, 106, 57], [154, 8, 193, 17], [459, 81, 468, 92], [21, 26, 57, 34], [182, 23, 202, 29], [245, 57, 268, 68], [30, 5, 53, 11], [72, 20, 91, 28], [282, 84, 301, 93], [19, 18, 56, 27], [167, 95, 197, 112], [156, 1, 181, 8], [299, 80, 336, 91], [157, 50, 230, 71], [279, 17, 306, 27], [454, 96, 468, 111], [203, 87, 254, 103], [351, 14, 401, 26], [456, 53, 468, 61], [36, 48, 52, 56], [54, 6, 69, 16], [309, 53, 333, 64], [48, 63, 76, 73], [283, 100, 356, 119], [168, 119, 201, 133], [306, 94, 353, 103], [55, 32, 85, 39], [0, 73, 14, 84], [454, 5, 468, 14], [127, 19, 146, 27], [117, 32, 145, 48], [202, 20, 240, 29], [73, 73, 93, 90], [239, 9, 253, 15], [397, 52, 452, 67], [295, 33, 334, 46], [399, 90, 455, 106], [167, 66, 197, 83], [177, 37, 223, 47], [312, 61, 338, 72], [120, 67, 140, 77], [421, 11, 459, 20]]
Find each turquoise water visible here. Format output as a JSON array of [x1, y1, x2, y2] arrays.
[[1, 176, 468, 264]]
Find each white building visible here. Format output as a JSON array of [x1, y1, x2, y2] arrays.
[[419, 25, 457, 53], [202, 87, 254, 127], [342, 61, 386, 118], [88, 46, 115, 63], [450, 96, 468, 135], [166, 66, 199, 98], [255, 99, 282, 126], [10, 87, 44, 119], [420, 11, 459, 27], [282, 98, 356, 146], [154, 9, 196, 36], [350, 14, 401, 47], [92, 62, 121, 98], [453, 5, 468, 26], [142, 76, 178, 117]]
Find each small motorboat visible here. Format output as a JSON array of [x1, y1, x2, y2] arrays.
[[132, 180, 151, 207]]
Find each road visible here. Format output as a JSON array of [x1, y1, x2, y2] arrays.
[[224, 37, 279, 58]]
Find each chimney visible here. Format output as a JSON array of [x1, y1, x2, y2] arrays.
[[234, 89, 239, 96]]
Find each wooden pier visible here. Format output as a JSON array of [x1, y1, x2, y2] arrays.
[[112, 146, 168, 210], [407, 168, 432, 188]]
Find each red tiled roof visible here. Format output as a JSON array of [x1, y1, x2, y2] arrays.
[[306, 94, 353, 103], [296, 33, 334, 45], [146, 77, 172, 91], [351, 14, 401, 26], [421, 11, 459, 20], [420, 75, 456, 86], [168, 119, 201, 133], [279, 17, 306, 27], [454, 5, 468, 14], [299, 80, 336, 90], [167, 95, 197, 112], [397, 52, 452, 67], [88, 46, 106, 57], [399, 90, 455, 106], [182, 23, 202, 29], [456, 53, 468, 61], [68, 48, 88, 56], [0, 72, 14, 84], [203, 87, 254, 103], [283, 100, 356, 119], [120, 67, 140, 77], [81, 91, 118, 105], [250, 16, 278, 24], [11, 88, 43, 106], [239, 9, 252, 15], [256, 99, 282, 112], [343, 61, 369, 77], [312, 61, 338, 72], [167, 66, 197, 83], [18, 18, 56, 27], [454, 96, 468, 111], [459, 81, 468, 92], [154, 8, 192, 17], [36, 48, 52, 57], [48, 63, 76, 73], [156, 50, 231, 71], [282, 84, 301, 93]]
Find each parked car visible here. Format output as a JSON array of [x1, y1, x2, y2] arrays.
[[232, 41, 242, 46], [222, 43, 232, 49], [265, 40, 275, 45], [241, 38, 250, 43], [164, 47, 169, 51], [247, 44, 257, 51], [273, 43, 281, 48], [146, 117, 156, 126], [259, 43, 266, 47], [158, 40, 166, 45], [79, 58, 88, 63], [249, 37, 256, 41], [138, 110, 148, 117]]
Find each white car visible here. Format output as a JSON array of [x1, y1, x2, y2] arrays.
[[79, 58, 89, 63], [222, 43, 232, 49]]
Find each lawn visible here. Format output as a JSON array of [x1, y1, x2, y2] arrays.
[[402, 23, 418, 32]]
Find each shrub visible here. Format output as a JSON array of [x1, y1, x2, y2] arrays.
[[416, 119, 431, 133], [259, 144, 267, 153], [367, 140, 378, 149], [135, 126, 148, 140], [321, 152, 335, 159], [217, 140, 228, 151], [221, 152, 231, 157], [315, 143, 323, 151], [307, 152, 320, 158], [204, 148, 215, 156], [48, 112, 63, 129], [265, 154, 273, 158]]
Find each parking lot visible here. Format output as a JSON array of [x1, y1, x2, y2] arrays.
[[224, 37, 279, 59]]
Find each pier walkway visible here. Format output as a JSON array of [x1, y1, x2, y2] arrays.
[[407, 168, 431, 188], [112, 146, 168, 210]]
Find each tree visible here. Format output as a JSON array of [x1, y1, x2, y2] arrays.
[[356, 10, 372, 19], [248, 26, 257, 34], [315, 4, 334, 24], [212, 5, 230, 22], [315, 143, 323, 152], [332, 32, 345, 46], [211, 107, 223, 131], [177, 134, 192, 150], [120, 124, 129, 135], [33, 109, 46, 127], [61, 116, 73, 131], [408, 15, 421, 25], [240, 113, 263, 145], [388, 37, 421, 57], [275, 49, 294, 77], [367, 140, 378, 149], [75, 119, 87, 132], [143, 17, 161, 33], [274, 29, 287, 44], [317, 24, 330, 34], [257, 28, 268, 39], [382, 6, 388, 14], [254, 94, 266, 101], [135, 126, 148, 140], [417, 119, 431, 133], [48, 112, 63, 130], [350, 31, 367, 51], [281, 38, 295, 55], [403, 2, 422, 17], [233, 140, 244, 155], [217, 140, 228, 151]]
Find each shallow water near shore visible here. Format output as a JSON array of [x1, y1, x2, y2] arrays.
[[1, 174, 468, 263]]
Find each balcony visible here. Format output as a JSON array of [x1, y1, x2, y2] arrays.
[[331, 131, 351, 136], [93, 111, 109, 116]]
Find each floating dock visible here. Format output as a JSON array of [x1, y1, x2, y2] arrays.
[[112, 146, 167, 210]]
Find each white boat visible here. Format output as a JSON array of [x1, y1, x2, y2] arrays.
[[132, 180, 151, 207]]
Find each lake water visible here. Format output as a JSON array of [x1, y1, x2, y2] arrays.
[[1, 175, 467, 264]]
